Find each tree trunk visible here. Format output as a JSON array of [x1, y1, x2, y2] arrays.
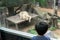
[[7, 7, 16, 16], [55, 10, 58, 28]]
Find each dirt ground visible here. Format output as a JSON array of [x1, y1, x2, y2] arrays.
[[21, 7, 60, 38], [8, 7, 60, 38], [38, 7, 60, 38], [40, 7, 60, 17]]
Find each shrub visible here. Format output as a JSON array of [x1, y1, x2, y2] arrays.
[[49, 27, 57, 31], [28, 29, 37, 34]]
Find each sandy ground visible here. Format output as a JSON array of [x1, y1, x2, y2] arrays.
[[1, 7, 60, 39], [40, 7, 60, 17], [9, 7, 60, 37], [40, 7, 60, 35], [21, 7, 60, 38]]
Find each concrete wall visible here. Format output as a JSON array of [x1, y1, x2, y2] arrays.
[[1, 31, 30, 40], [0, 27, 35, 40]]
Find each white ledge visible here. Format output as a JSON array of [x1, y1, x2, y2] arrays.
[[0, 27, 57, 40], [0, 27, 36, 38]]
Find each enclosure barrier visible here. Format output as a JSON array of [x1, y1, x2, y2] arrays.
[[0, 27, 57, 40], [0, 27, 36, 40]]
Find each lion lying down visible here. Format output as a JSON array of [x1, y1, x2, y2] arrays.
[[19, 11, 32, 22]]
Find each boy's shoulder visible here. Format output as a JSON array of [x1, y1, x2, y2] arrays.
[[31, 36, 50, 40], [45, 36, 50, 40]]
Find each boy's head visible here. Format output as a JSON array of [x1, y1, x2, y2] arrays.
[[35, 22, 49, 35]]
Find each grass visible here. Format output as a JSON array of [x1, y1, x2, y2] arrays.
[[58, 20, 60, 22], [49, 27, 57, 31], [28, 29, 37, 35], [28, 26, 57, 34]]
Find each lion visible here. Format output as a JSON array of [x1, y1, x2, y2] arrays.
[[19, 11, 32, 22]]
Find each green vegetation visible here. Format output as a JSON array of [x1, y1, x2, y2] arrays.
[[49, 27, 57, 31], [28, 29, 37, 35], [36, 0, 47, 7], [0, 0, 35, 7], [28, 26, 57, 34], [0, 0, 36, 16], [58, 20, 60, 22]]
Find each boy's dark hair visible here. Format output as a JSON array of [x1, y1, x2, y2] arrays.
[[35, 22, 49, 35]]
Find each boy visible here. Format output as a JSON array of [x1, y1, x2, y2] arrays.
[[31, 22, 50, 40]]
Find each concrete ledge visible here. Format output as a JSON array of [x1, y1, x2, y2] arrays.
[[0, 27, 57, 40], [0, 27, 36, 39]]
